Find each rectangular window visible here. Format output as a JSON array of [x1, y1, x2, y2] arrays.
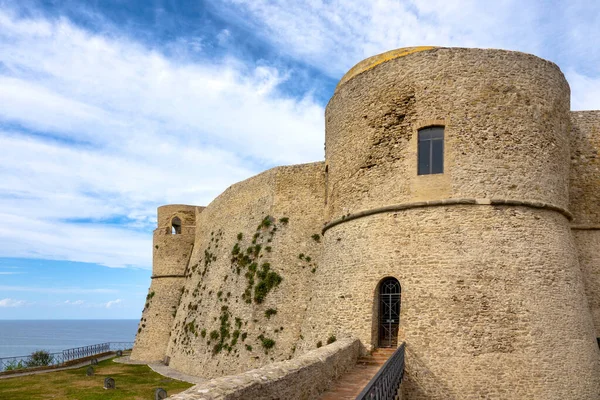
[[418, 126, 444, 175]]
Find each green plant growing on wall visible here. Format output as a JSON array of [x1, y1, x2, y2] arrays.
[[146, 291, 155, 300], [254, 263, 282, 304], [258, 334, 275, 352], [237, 233, 243, 241], [327, 335, 337, 344], [258, 216, 274, 229], [230, 216, 285, 305], [311, 234, 321, 242], [265, 308, 278, 319], [201, 329, 206, 338], [316, 341, 323, 348], [245, 344, 253, 351], [279, 217, 289, 225]]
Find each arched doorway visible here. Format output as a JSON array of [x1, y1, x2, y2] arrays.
[[378, 277, 401, 348]]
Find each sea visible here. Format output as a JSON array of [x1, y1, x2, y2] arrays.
[[0, 320, 138, 359]]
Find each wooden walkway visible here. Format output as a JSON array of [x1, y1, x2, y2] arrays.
[[319, 347, 396, 400]]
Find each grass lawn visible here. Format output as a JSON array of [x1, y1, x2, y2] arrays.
[[0, 357, 194, 399]]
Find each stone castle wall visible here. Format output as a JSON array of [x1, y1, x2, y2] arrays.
[[131, 47, 600, 400], [571, 111, 600, 336], [163, 162, 325, 378], [309, 47, 600, 398]]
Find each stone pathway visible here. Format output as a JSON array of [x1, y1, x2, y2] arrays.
[[114, 356, 206, 385], [318, 347, 396, 400]]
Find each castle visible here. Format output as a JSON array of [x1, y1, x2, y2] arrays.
[[131, 47, 600, 399]]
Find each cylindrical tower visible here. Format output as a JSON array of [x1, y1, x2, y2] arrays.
[[311, 47, 599, 399], [131, 204, 199, 362]]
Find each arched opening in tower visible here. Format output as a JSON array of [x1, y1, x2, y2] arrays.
[[171, 216, 182, 234], [377, 277, 401, 348]]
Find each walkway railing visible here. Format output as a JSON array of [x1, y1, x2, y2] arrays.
[[0, 342, 134, 372], [355, 343, 405, 400]]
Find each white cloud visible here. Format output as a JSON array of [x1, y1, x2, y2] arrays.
[[105, 299, 122, 308], [0, 285, 117, 294], [64, 300, 84, 305], [222, 0, 542, 77], [0, 298, 26, 307], [0, 10, 324, 268], [566, 70, 600, 111], [220, 0, 600, 110], [0, 271, 21, 275]]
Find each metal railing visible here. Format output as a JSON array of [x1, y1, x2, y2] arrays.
[[62, 343, 110, 362], [355, 343, 406, 400], [0, 342, 134, 372]]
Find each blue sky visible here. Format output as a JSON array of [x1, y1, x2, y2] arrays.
[[0, 0, 598, 319]]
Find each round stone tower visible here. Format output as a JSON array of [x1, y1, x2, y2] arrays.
[[131, 204, 198, 362], [309, 47, 599, 399]]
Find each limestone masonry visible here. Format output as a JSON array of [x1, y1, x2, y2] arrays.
[[132, 47, 600, 399]]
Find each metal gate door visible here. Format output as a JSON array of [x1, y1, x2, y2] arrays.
[[379, 278, 400, 348]]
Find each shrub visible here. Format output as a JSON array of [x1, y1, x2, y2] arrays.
[[258, 335, 275, 350], [327, 335, 337, 344], [4, 360, 25, 371], [26, 350, 53, 367], [258, 216, 273, 229]]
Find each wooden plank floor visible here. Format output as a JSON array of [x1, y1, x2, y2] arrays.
[[319, 347, 396, 400]]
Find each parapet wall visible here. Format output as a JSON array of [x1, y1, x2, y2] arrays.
[[164, 162, 325, 378], [169, 338, 360, 400]]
